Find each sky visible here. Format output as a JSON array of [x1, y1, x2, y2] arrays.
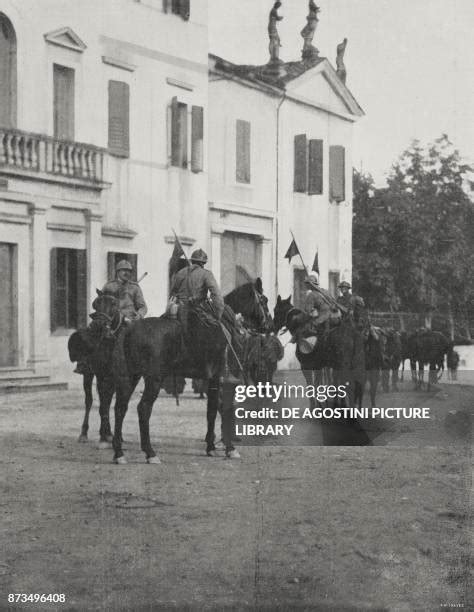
[[208, 0, 474, 185]]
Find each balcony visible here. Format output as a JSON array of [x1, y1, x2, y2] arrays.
[[0, 127, 108, 190]]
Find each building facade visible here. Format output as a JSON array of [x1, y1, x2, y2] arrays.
[[0, 0, 363, 386]]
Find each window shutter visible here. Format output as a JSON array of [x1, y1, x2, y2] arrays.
[[329, 145, 345, 202], [294, 134, 307, 193], [308, 139, 323, 195], [236, 119, 250, 183], [191, 105, 203, 173], [171, 97, 188, 168], [76, 250, 87, 329], [179, 0, 190, 20], [50, 248, 58, 331], [108, 80, 130, 157], [53, 65, 75, 140]]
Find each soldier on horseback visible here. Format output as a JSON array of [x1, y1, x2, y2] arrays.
[[170, 248, 224, 335], [74, 259, 147, 374], [337, 281, 366, 329], [304, 274, 341, 327]]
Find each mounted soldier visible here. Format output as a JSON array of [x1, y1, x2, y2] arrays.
[[304, 273, 341, 328], [170, 248, 224, 336], [337, 280, 367, 330], [74, 259, 147, 374], [102, 259, 147, 323]]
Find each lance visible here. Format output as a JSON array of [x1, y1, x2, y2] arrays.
[[137, 272, 148, 283], [172, 228, 191, 267]]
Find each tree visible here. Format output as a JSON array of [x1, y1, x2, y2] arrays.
[[353, 135, 474, 336]]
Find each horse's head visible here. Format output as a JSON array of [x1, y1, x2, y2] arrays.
[[90, 289, 121, 338], [224, 280, 273, 333], [273, 295, 294, 333]]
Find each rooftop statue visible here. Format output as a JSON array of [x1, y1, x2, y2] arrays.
[[336, 38, 348, 84], [268, 1, 283, 63], [301, 0, 320, 61]]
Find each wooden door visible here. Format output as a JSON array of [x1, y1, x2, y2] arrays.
[[0, 243, 17, 366], [221, 232, 262, 296]]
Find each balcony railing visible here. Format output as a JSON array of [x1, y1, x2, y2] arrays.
[[0, 128, 105, 184]]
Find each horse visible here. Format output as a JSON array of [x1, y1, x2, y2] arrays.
[[95, 282, 272, 464], [381, 328, 402, 392], [67, 291, 122, 446], [408, 329, 452, 390], [273, 295, 372, 445]]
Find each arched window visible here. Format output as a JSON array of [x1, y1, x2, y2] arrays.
[[0, 13, 17, 127]]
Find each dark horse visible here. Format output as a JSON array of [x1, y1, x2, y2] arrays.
[[67, 291, 122, 445], [407, 329, 452, 391], [93, 283, 271, 464]]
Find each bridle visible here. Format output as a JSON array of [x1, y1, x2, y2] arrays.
[[91, 295, 123, 337]]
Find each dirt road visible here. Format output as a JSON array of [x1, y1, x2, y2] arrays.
[[0, 379, 471, 610]]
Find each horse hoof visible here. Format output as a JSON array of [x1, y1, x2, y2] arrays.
[[214, 440, 225, 451], [147, 456, 161, 464], [106, 435, 113, 443], [206, 450, 217, 457], [77, 435, 88, 443], [114, 456, 127, 465], [98, 441, 112, 450], [226, 449, 241, 460]]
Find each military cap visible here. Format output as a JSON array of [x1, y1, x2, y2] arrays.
[[190, 248, 208, 263], [116, 259, 133, 272], [338, 281, 351, 289], [304, 273, 319, 286]]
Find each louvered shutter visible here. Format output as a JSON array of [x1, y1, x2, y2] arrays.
[[108, 80, 130, 157], [294, 134, 307, 192], [308, 139, 323, 195], [53, 65, 75, 140], [179, 0, 190, 20], [191, 105, 203, 173], [76, 250, 87, 329], [171, 97, 188, 168], [236, 119, 251, 183], [329, 145, 345, 202], [50, 248, 58, 331]]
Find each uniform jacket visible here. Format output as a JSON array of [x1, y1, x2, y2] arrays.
[[170, 264, 224, 318], [337, 293, 365, 311], [102, 279, 148, 319], [304, 288, 340, 326]]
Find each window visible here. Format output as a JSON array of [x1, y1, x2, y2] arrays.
[[53, 64, 75, 140], [108, 80, 130, 157], [294, 134, 323, 195], [107, 252, 137, 281], [50, 248, 87, 331], [293, 268, 307, 310], [236, 119, 251, 184], [171, 0, 190, 20], [329, 145, 345, 202], [170, 98, 204, 172], [0, 14, 17, 128], [328, 271, 340, 298]]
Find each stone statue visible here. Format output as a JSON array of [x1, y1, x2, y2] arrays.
[[301, 0, 320, 61], [268, 1, 283, 63], [336, 38, 348, 84]]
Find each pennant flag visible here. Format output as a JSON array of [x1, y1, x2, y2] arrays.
[[284, 239, 300, 263], [312, 251, 319, 274], [169, 237, 187, 280]]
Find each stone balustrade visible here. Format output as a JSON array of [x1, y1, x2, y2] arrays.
[[0, 128, 105, 183]]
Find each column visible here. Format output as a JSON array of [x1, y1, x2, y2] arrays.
[[27, 203, 49, 374], [84, 209, 103, 308], [261, 237, 274, 307], [210, 230, 222, 285]]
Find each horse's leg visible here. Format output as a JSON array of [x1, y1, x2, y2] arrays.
[[206, 379, 219, 456], [410, 358, 418, 389], [96, 375, 115, 448], [369, 368, 379, 408], [112, 376, 139, 464], [137, 376, 161, 463], [78, 373, 94, 442], [222, 379, 239, 458], [392, 362, 400, 392], [381, 367, 389, 393]]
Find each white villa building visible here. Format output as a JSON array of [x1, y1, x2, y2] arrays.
[[0, 0, 363, 388]]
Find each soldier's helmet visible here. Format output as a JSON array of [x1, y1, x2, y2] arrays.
[[338, 281, 351, 289], [305, 273, 319, 287], [116, 259, 133, 272], [190, 249, 208, 264]]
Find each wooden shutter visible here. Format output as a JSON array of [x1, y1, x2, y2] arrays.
[[294, 134, 307, 193], [191, 105, 203, 173], [236, 119, 250, 183], [50, 248, 58, 331], [329, 145, 345, 202], [76, 250, 87, 329], [293, 268, 307, 310], [171, 97, 188, 168], [108, 80, 130, 157], [308, 139, 323, 195], [53, 65, 74, 140]]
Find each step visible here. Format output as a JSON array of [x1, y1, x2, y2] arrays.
[[0, 373, 51, 385], [0, 381, 68, 395]]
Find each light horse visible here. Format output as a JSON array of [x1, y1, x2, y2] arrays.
[[95, 282, 272, 464], [67, 291, 123, 445]]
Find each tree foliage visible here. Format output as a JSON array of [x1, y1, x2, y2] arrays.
[[353, 135, 474, 333]]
